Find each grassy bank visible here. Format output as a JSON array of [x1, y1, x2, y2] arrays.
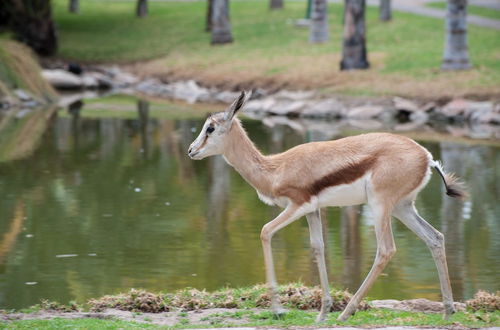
[[2, 285, 499, 329], [426, 2, 500, 20], [50, 0, 500, 98], [3, 309, 499, 329]]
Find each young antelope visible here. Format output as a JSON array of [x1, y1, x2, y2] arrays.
[[188, 91, 466, 322]]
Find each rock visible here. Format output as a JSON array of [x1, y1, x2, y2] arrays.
[[245, 98, 277, 113], [393, 97, 420, 113], [273, 90, 315, 101], [301, 99, 345, 118], [113, 71, 138, 87], [87, 72, 113, 89], [42, 69, 83, 89], [371, 298, 465, 314], [347, 119, 384, 130], [81, 75, 99, 89], [347, 105, 385, 119], [464, 101, 497, 124], [14, 89, 32, 101], [421, 101, 437, 112], [440, 98, 469, 117], [214, 91, 240, 104], [409, 110, 429, 124], [165, 80, 211, 104], [267, 101, 306, 117]]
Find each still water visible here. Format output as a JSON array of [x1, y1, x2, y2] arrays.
[[0, 98, 498, 309]]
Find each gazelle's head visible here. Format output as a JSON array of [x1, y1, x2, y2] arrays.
[[188, 91, 251, 160]]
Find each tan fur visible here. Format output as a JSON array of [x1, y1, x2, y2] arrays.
[[223, 119, 430, 206], [188, 92, 458, 322]]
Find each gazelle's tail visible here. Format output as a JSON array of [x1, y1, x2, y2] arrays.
[[431, 160, 467, 200]]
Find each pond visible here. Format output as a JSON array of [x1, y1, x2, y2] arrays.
[[0, 96, 498, 310]]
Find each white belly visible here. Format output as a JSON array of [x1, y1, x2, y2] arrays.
[[317, 176, 367, 207]]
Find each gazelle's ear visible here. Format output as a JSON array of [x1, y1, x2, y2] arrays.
[[224, 91, 252, 121]]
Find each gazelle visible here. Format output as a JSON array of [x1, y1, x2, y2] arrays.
[[188, 91, 465, 322]]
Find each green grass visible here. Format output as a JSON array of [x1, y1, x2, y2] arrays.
[[427, 2, 500, 20], [0, 318, 155, 329], [1, 310, 499, 329], [48, 0, 500, 97]]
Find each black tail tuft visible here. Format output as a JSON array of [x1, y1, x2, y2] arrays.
[[432, 162, 468, 201]]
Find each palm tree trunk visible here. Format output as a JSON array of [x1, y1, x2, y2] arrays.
[[340, 0, 369, 70], [206, 0, 213, 31], [211, 0, 233, 44], [379, 0, 391, 21], [69, 0, 79, 13], [442, 0, 470, 70], [136, 0, 148, 18], [269, 0, 283, 10], [7, 0, 58, 56], [309, 0, 328, 43]]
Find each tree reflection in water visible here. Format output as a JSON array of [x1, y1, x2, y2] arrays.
[[0, 104, 497, 310]]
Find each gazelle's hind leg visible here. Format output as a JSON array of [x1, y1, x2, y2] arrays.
[[338, 200, 396, 321], [306, 210, 332, 322], [393, 200, 456, 319]]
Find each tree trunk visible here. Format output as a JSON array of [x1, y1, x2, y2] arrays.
[[379, 0, 391, 21], [269, 0, 283, 10], [6, 0, 58, 56], [211, 0, 233, 44], [340, 0, 369, 70], [442, 0, 470, 70], [206, 0, 213, 31], [69, 0, 79, 13], [136, 0, 148, 18], [309, 0, 328, 43]]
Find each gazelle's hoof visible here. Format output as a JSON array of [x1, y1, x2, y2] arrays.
[[271, 306, 288, 319], [315, 313, 327, 323], [443, 305, 456, 320], [337, 310, 352, 322]]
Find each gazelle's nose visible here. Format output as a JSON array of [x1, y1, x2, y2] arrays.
[[188, 147, 192, 155]]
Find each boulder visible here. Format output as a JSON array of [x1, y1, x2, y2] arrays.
[[245, 98, 277, 113], [393, 97, 420, 113], [273, 90, 315, 101], [267, 100, 306, 117], [42, 69, 83, 89], [301, 99, 345, 118], [214, 91, 241, 104], [347, 105, 385, 119], [14, 89, 33, 101], [440, 99, 469, 117], [166, 80, 211, 104]]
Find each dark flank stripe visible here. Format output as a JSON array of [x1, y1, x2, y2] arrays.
[[308, 156, 377, 196], [276, 156, 377, 205]]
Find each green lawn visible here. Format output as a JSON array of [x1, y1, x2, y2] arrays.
[[1, 309, 499, 329], [49, 0, 500, 97], [427, 2, 500, 20]]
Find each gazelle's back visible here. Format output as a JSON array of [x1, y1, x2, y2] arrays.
[[268, 133, 432, 206]]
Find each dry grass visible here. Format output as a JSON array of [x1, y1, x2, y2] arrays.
[[87, 284, 368, 313], [0, 40, 57, 102], [466, 291, 500, 312], [126, 53, 497, 100]]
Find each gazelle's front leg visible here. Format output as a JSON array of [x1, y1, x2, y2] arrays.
[[306, 210, 332, 322], [260, 204, 303, 316], [338, 201, 396, 321]]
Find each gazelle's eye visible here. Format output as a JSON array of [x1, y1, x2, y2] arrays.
[[206, 126, 215, 134]]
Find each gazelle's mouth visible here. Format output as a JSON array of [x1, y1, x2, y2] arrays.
[[188, 150, 200, 159]]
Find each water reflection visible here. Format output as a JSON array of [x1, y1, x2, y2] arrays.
[[0, 101, 498, 310]]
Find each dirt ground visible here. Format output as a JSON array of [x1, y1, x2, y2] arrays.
[[0, 299, 468, 328]]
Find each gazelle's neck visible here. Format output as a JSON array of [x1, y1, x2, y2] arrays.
[[222, 119, 274, 195]]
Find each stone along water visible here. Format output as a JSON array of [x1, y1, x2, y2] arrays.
[[0, 101, 498, 309]]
